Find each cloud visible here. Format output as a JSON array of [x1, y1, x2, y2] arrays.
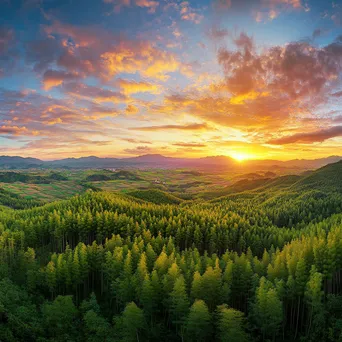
[[104, 0, 159, 13], [26, 38, 63, 72], [207, 26, 229, 40], [0, 27, 14, 54], [125, 104, 139, 114], [180, 2, 204, 24], [332, 90, 342, 97], [123, 145, 153, 154], [220, 0, 308, 22], [129, 122, 210, 131], [268, 126, 342, 144], [135, 0, 159, 13], [312, 28, 323, 39], [159, 33, 342, 133], [172, 142, 206, 147], [62, 82, 127, 103], [0, 125, 33, 136], [0, 26, 17, 76], [333, 115, 342, 123], [120, 138, 152, 144], [100, 41, 181, 80], [27, 21, 186, 83], [213, 0, 232, 9], [0, 87, 120, 151], [117, 79, 160, 94], [42, 69, 83, 90]]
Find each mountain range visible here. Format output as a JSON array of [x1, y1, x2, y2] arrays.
[[0, 154, 341, 170]]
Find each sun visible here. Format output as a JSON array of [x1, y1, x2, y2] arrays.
[[230, 152, 252, 162]]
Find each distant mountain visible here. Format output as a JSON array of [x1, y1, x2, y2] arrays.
[[0, 156, 43, 169], [0, 154, 341, 170], [123, 154, 237, 168], [125, 154, 172, 163], [49, 156, 120, 168]]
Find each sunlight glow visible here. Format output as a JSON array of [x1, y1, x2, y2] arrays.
[[230, 152, 253, 162]]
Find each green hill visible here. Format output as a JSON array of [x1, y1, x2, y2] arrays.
[[127, 189, 184, 204], [85, 170, 142, 182], [290, 160, 342, 193], [201, 178, 271, 200]]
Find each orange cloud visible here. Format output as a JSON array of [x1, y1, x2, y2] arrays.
[[0, 125, 40, 136], [135, 0, 159, 13], [268, 126, 342, 145], [101, 42, 180, 80], [172, 142, 207, 147], [230, 91, 269, 104], [129, 122, 210, 131], [125, 104, 139, 114], [117, 79, 160, 94], [153, 34, 342, 137], [42, 69, 83, 90]]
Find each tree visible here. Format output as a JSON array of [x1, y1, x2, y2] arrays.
[[42, 295, 79, 341], [140, 273, 156, 320], [191, 271, 202, 301], [186, 300, 211, 342], [45, 261, 57, 299], [170, 276, 189, 338], [305, 266, 324, 338], [83, 310, 113, 342], [116, 302, 145, 342], [253, 278, 283, 341], [200, 263, 222, 310], [216, 304, 248, 342]]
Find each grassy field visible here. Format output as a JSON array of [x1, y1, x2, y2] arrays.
[[0, 167, 298, 204], [88, 169, 234, 196], [0, 181, 85, 202]]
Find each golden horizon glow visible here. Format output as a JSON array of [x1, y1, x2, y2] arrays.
[[229, 152, 254, 162]]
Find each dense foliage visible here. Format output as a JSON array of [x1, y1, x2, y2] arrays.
[[0, 171, 67, 184], [127, 189, 184, 205], [85, 171, 142, 182], [1, 162, 342, 341]]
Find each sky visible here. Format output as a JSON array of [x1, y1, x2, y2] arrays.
[[1, 0, 342, 161]]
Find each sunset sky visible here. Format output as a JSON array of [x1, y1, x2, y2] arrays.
[[1, 0, 342, 160]]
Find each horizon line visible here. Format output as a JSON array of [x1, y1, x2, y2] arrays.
[[0, 153, 341, 163]]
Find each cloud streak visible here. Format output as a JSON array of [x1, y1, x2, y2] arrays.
[[129, 123, 210, 131], [268, 126, 342, 144]]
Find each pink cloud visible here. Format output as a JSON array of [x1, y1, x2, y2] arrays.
[[29, 22, 186, 82], [62, 82, 127, 103], [42, 69, 83, 90], [104, 0, 159, 13]]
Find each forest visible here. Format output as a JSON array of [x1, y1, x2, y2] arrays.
[[1, 161, 342, 341]]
